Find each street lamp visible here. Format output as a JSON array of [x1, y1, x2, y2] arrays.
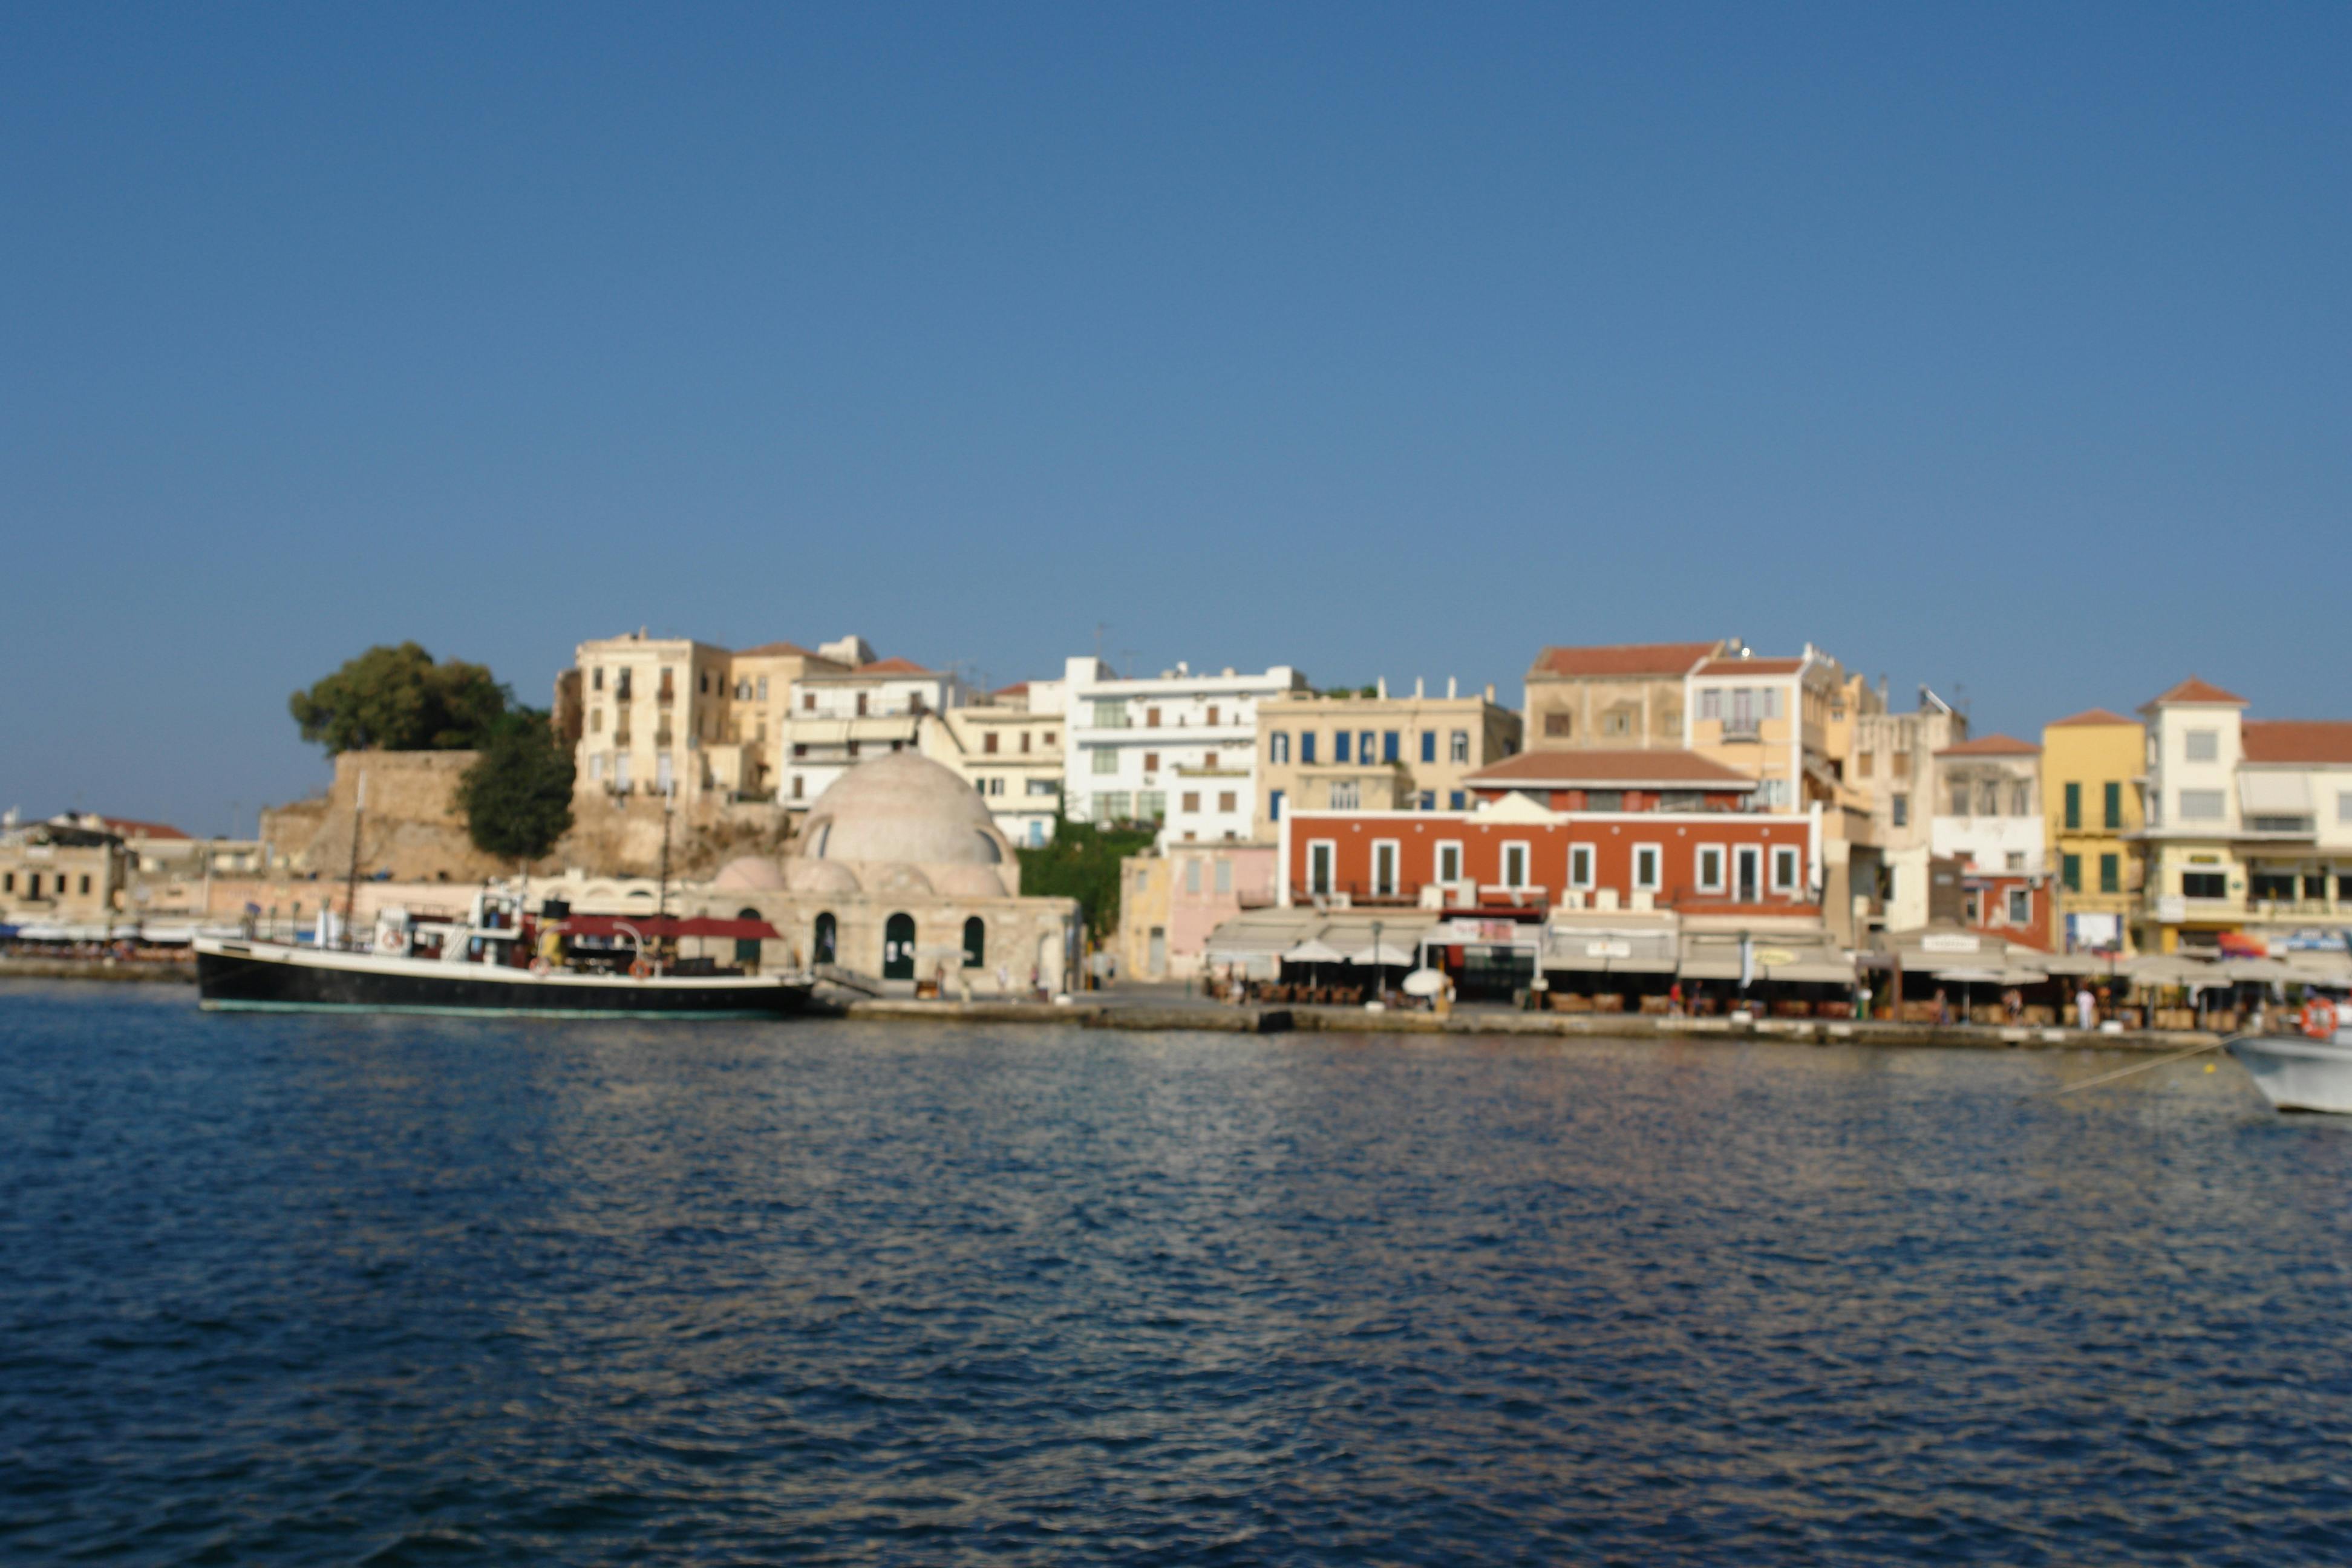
[[1372, 917, 1384, 1004]]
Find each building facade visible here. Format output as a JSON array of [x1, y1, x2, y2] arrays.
[[0, 818, 128, 926], [2041, 707, 2145, 954], [1116, 841, 1278, 980], [922, 681, 1068, 848], [2135, 678, 2250, 954], [1522, 640, 1729, 750], [779, 657, 968, 809], [1059, 656, 1308, 845], [1253, 680, 1520, 836]]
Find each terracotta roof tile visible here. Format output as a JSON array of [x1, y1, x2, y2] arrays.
[[2045, 708, 2137, 728], [90, 815, 191, 840], [2243, 720, 2352, 765], [1935, 734, 2040, 757], [1465, 749, 1757, 788], [1529, 641, 1720, 678], [855, 656, 933, 675], [2148, 676, 2247, 707], [1692, 657, 1805, 677]]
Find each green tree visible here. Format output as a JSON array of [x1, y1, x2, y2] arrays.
[[1016, 816, 1157, 939], [289, 642, 509, 754], [457, 710, 576, 863]]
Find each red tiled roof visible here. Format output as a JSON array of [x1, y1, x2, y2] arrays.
[[2148, 676, 2246, 707], [1935, 734, 2040, 757], [856, 656, 933, 675], [993, 682, 1030, 697], [1464, 748, 1757, 788], [2045, 708, 2136, 728], [91, 815, 191, 840], [1529, 641, 1720, 678], [1692, 657, 1805, 677], [2243, 720, 2352, 765], [736, 641, 816, 659]]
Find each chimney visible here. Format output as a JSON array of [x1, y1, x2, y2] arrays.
[[1376, 676, 1388, 699], [1414, 676, 1425, 699], [1484, 683, 1495, 702], [1447, 676, 1458, 699]]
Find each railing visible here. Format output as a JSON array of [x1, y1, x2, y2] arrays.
[[1720, 716, 1762, 740]]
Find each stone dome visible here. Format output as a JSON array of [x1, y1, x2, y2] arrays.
[[784, 858, 861, 894], [798, 753, 1013, 869], [934, 864, 1008, 898], [712, 855, 788, 891]]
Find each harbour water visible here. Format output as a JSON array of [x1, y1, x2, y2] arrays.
[[7, 982, 2352, 1564]]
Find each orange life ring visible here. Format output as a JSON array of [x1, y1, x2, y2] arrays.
[[376, 927, 403, 954], [530, 957, 552, 977], [629, 958, 653, 981], [2302, 998, 2338, 1040]]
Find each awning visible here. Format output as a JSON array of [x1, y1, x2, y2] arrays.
[[2239, 772, 2313, 815], [1678, 935, 1852, 984], [1283, 938, 1348, 963], [1203, 909, 1319, 959], [2127, 954, 2222, 987], [563, 914, 779, 941], [1346, 938, 1422, 966], [2223, 957, 2298, 982], [1545, 930, 1679, 973]]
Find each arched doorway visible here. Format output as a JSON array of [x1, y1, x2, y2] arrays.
[[734, 907, 764, 973], [962, 916, 985, 969], [813, 911, 837, 965], [883, 913, 916, 980]]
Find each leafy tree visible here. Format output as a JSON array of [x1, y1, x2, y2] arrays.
[[289, 642, 509, 754], [457, 710, 576, 863], [1016, 816, 1157, 939]]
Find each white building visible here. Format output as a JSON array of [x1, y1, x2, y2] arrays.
[[922, 680, 1070, 848], [1927, 735, 2045, 874], [779, 655, 973, 809], [1059, 657, 1308, 846]]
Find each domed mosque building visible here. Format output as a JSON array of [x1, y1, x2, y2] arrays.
[[698, 752, 1078, 993]]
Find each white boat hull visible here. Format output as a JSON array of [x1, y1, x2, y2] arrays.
[[2226, 1033, 2352, 1115]]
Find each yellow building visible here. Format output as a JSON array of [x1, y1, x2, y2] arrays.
[[2041, 707, 2146, 953]]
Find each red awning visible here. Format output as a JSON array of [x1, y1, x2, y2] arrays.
[[559, 914, 780, 941]]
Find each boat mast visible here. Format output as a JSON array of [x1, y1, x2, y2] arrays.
[[341, 771, 366, 950], [655, 779, 674, 970]]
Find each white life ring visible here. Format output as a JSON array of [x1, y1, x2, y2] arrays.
[[376, 926, 403, 954], [530, 957, 552, 977]]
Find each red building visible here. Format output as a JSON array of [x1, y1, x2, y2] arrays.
[[1279, 750, 1823, 920]]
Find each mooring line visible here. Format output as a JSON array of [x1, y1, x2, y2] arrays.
[[2040, 1039, 2228, 1099]]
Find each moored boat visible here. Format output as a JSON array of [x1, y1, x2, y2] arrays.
[[2226, 999, 2352, 1114], [195, 884, 809, 1018]]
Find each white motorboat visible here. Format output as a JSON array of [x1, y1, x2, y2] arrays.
[[2226, 1001, 2352, 1114]]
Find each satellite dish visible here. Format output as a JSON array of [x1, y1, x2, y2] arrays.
[[1402, 968, 1446, 998]]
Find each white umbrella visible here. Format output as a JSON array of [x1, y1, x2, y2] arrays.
[[1347, 939, 1419, 967], [1282, 938, 1347, 964]]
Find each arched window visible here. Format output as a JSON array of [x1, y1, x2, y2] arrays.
[[962, 916, 985, 968], [1269, 731, 1289, 763], [813, 911, 837, 965], [807, 819, 831, 857], [973, 831, 1003, 864], [734, 906, 763, 969], [883, 913, 915, 980]]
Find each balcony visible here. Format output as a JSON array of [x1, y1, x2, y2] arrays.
[[1719, 716, 1762, 741]]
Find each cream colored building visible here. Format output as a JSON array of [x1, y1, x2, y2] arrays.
[[1, 818, 128, 926], [1254, 680, 1520, 837], [1523, 640, 1730, 750], [1847, 689, 1964, 931], [1116, 841, 1278, 980], [2135, 677, 2249, 953], [923, 681, 1067, 847], [571, 632, 739, 808]]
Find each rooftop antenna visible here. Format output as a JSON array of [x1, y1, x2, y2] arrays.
[[1118, 648, 1138, 681]]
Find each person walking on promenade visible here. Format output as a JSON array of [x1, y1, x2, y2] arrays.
[[2075, 984, 2097, 1031], [1935, 988, 1951, 1027]]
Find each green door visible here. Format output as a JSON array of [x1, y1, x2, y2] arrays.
[[883, 912, 916, 980]]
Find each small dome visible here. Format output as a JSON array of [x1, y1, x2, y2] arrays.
[[785, 859, 862, 894], [799, 753, 1013, 867], [935, 864, 1007, 898], [872, 864, 936, 895], [712, 855, 788, 890]]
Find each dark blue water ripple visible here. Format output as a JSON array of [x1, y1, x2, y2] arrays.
[[5, 982, 2352, 1564]]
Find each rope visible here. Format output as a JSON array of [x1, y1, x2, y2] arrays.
[[2041, 1038, 2228, 1098]]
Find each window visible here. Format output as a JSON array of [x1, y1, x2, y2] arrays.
[[1567, 844, 1593, 889], [1449, 790, 1466, 810], [1181, 792, 1200, 813], [1270, 732, 1290, 763], [1334, 732, 1352, 763], [1892, 751, 1910, 779], [1308, 841, 1336, 895], [2178, 790, 2225, 822], [846, 740, 861, 757], [962, 916, 985, 968], [1760, 687, 1781, 719], [616, 753, 632, 791], [1146, 707, 1161, 728], [2062, 853, 2081, 892], [2185, 728, 2218, 762], [1027, 778, 1057, 796], [985, 776, 1005, 796], [1632, 844, 1661, 891], [592, 667, 604, 692], [1138, 791, 1166, 822], [2064, 782, 2082, 830], [1502, 843, 1531, 888], [2011, 782, 2033, 817], [656, 753, 673, 795], [1, 873, 10, 892], [1697, 846, 1725, 892], [984, 732, 999, 754], [590, 708, 603, 733], [1383, 731, 1400, 763], [1660, 791, 1702, 812], [1207, 705, 1220, 727], [2005, 851, 2025, 871], [1417, 791, 1436, 810], [1301, 732, 1318, 764], [698, 672, 709, 694], [1214, 859, 1232, 895], [1420, 732, 1436, 764], [1450, 730, 1469, 764], [791, 775, 803, 799], [803, 692, 817, 712], [1092, 749, 1119, 776], [1270, 789, 1285, 822], [1603, 710, 1631, 737], [2182, 871, 2227, 899], [1950, 783, 1972, 817], [1218, 791, 1236, 813], [2339, 790, 2352, 823], [1143, 752, 1159, 773], [1372, 841, 1400, 897], [1544, 713, 1570, 737], [1856, 750, 1874, 779], [616, 670, 633, 699], [2250, 872, 2295, 901], [1699, 688, 1721, 720], [1891, 794, 1909, 828], [1330, 780, 1359, 809], [1754, 779, 1790, 808], [1437, 841, 1464, 883], [855, 693, 869, 717], [590, 753, 605, 782], [1102, 792, 1132, 822], [1093, 700, 1126, 728], [1359, 731, 1376, 764], [1771, 846, 1799, 892], [1587, 790, 1624, 812], [2006, 888, 2032, 924], [2307, 873, 2330, 901], [2103, 782, 2122, 829], [757, 676, 768, 701], [1185, 859, 1202, 895]]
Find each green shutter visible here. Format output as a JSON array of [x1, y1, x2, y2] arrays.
[[2099, 853, 2119, 893], [2063, 782, 2081, 831], [2103, 781, 2122, 829], [2062, 852, 2082, 892]]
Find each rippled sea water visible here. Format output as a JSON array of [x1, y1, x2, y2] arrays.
[[7, 983, 2352, 1564]]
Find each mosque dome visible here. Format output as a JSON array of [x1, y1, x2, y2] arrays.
[[784, 858, 861, 894], [798, 753, 1014, 869], [934, 864, 1008, 898], [712, 855, 789, 891]]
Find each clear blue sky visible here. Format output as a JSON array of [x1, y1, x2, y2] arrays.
[[5, 4, 2346, 834]]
